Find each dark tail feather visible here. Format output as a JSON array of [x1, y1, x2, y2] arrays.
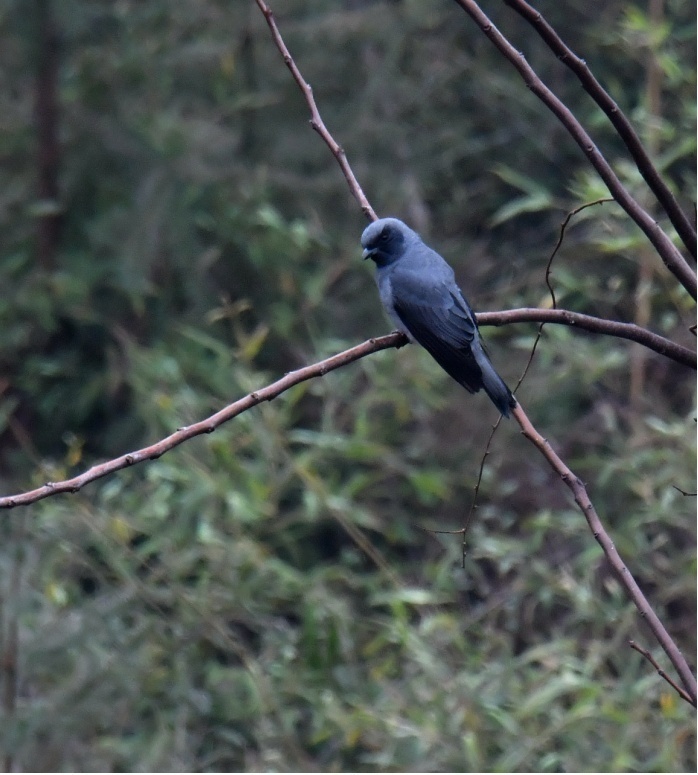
[[480, 361, 516, 418]]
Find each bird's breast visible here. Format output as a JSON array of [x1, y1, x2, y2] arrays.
[[377, 272, 415, 341]]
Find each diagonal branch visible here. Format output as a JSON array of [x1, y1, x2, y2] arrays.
[[513, 401, 697, 705], [255, 0, 377, 222], [450, 0, 697, 299], [502, 0, 697, 259], [629, 639, 695, 705], [0, 334, 405, 509]]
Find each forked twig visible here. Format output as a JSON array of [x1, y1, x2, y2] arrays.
[[465, 200, 624, 559], [629, 640, 694, 705]]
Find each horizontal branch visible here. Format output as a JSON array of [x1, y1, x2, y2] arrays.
[[451, 0, 697, 299], [476, 308, 696, 369], [502, 0, 697, 259], [513, 402, 697, 704]]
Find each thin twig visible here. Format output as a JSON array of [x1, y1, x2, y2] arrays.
[[502, 0, 697, 259], [545, 199, 615, 309], [512, 401, 697, 705], [629, 640, 694, 705], [450, 0, 697, 299], [461, 418, 501, 565], [672, 485, 696, 497], [254, 0, 377, 222], [0, 333, 406, 509]]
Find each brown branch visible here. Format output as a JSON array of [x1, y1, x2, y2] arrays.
[[476, 308, 696, 369], [0, 333, 406, 509], [629, 640, 694, 705], [502, 0, 697, 259], [450, 0, 697, 300], [254, 0, 377, 222], [512, 402, 697, 705]]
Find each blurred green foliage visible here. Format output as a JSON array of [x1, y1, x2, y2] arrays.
[[0, 0, 695, 770]]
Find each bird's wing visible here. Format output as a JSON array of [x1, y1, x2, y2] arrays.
[[390, 272, 484, 394]]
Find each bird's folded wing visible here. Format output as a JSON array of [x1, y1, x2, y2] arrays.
[[392, 282, 484, 394]]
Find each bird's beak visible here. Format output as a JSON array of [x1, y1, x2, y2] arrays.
[[362, 248, 374, 261]]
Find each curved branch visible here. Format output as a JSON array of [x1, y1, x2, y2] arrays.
[[502, 0, 697, 259], [513, 401, 697, 705], [0, 333, 406, 509], [450, 0, 697, 299], [476, 308, 696, 369], [255, 0, 377, 222]]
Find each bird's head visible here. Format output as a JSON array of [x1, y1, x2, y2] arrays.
[[361, 218, 417, 267]]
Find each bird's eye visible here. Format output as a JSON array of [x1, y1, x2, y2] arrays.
[[378, 230, 389, 244]]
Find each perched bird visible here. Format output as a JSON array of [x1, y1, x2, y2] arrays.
[[361, 217, 515, 417]]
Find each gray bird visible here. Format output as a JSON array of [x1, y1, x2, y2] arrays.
[[361, 217, 515, 417]]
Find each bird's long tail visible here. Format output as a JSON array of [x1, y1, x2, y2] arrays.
[[475, 347, 516, 418]]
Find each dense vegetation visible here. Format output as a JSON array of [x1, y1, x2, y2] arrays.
[[0, 0, 695, 770]]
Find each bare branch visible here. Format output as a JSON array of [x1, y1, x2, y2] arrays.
[[450, 0, 697, 299], [476, 309, 696, 369], [629, 640, 695, 705], [502, 0, 697, 259], [512, 402, 697, 705], [0, 333, 406, 509], [254, 0, 377, 222]]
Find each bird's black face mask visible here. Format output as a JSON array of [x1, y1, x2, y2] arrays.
[[362, 225, 405, 267]]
